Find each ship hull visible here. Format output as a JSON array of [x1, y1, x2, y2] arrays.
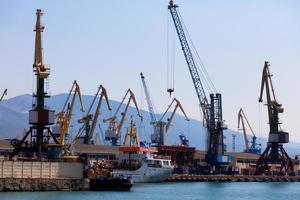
[[89, 177, 133, 191], [113, 163, 173, 183]]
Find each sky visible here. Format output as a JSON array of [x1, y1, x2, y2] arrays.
[[1, 1, 300, 142]]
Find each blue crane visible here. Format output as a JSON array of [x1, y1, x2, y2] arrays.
[[168, 0, 231, 171]]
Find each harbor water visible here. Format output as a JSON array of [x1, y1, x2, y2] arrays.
[[0, 182, 299, 200]]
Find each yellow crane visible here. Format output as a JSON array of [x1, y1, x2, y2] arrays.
[[123, 115, 139, 146], [74, 85, 111, 144], [0, 89, 7, 101], [153, 98, 189, 145], [103, 89, 143, 146], [33, 9, 49, 79], [159, 98, 189, 133], [56, 80, 84, 150]]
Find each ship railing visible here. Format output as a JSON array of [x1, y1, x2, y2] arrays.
[[153, 155, 172, 160]]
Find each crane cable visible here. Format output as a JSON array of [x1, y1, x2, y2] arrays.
[[177, 10, 217, 94], [167, 11, 176, 95], [178, 10, 215, 94], [166, 10, 170, 91]]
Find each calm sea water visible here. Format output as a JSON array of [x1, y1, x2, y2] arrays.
[[0, 182, 299, 200]]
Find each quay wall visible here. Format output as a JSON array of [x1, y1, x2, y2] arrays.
[[0, 161, 83, 179], [0, 178, 89, 192]]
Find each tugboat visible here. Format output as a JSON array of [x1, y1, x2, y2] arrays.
[[86, 160, 133, 191]]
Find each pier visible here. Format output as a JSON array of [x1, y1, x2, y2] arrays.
[[166, 174, 300, 182]]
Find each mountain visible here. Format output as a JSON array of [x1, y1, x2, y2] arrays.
[[1, 94, 300, 156]]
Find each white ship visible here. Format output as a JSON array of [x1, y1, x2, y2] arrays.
[[113, 146, 174, 183]]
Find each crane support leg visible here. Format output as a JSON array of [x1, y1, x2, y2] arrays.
[[255, 143, 294, 175]]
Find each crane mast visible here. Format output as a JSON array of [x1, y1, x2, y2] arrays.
[[168, 1, 229, 170], [10, 9, 58, 160], [255, 61, 294, 175], [123, 116, 140, 146]]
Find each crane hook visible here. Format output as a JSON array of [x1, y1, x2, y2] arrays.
[[167, 88, 174, 97]]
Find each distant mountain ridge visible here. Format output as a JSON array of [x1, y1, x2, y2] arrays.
[[1, 94, 300, 156]]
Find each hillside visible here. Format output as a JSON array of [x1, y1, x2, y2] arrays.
[[1, 94, 300, 156]]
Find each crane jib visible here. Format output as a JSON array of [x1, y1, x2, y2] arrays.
[[140, 73, 157, 123], [168, 2, 229, 165], [168, 4, 210, 126]]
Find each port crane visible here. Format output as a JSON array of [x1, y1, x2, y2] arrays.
[[179, 133, 189, 147], [154, 98, 189, 145], [140, 73, 189, 146], [0, 89, 7, 101], [140, 72, 157, 124], [168, 0, 230, 171], [255, 61, 294, 175], [55, 80, 84, 152], [10, 9, 59, 160], [74, 85, 111, 144], [123, 116, 140, 146], [103, 89, 143, 146], [140, 72, 158, 144], [238, 108, 261, 154]]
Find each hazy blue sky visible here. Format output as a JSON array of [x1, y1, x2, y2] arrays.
[[1, 1, 300, 142]]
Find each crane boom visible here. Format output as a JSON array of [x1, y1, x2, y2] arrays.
[[87, 85, 111, 143], [140, 72, 157, 123], [259, 62, 283, 133], [168, 0, 228, 168], [168, 1, 210, 125], [117, 89, 142, 135], [0, 89, 7, 101], [238, 108, 254, 152]]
